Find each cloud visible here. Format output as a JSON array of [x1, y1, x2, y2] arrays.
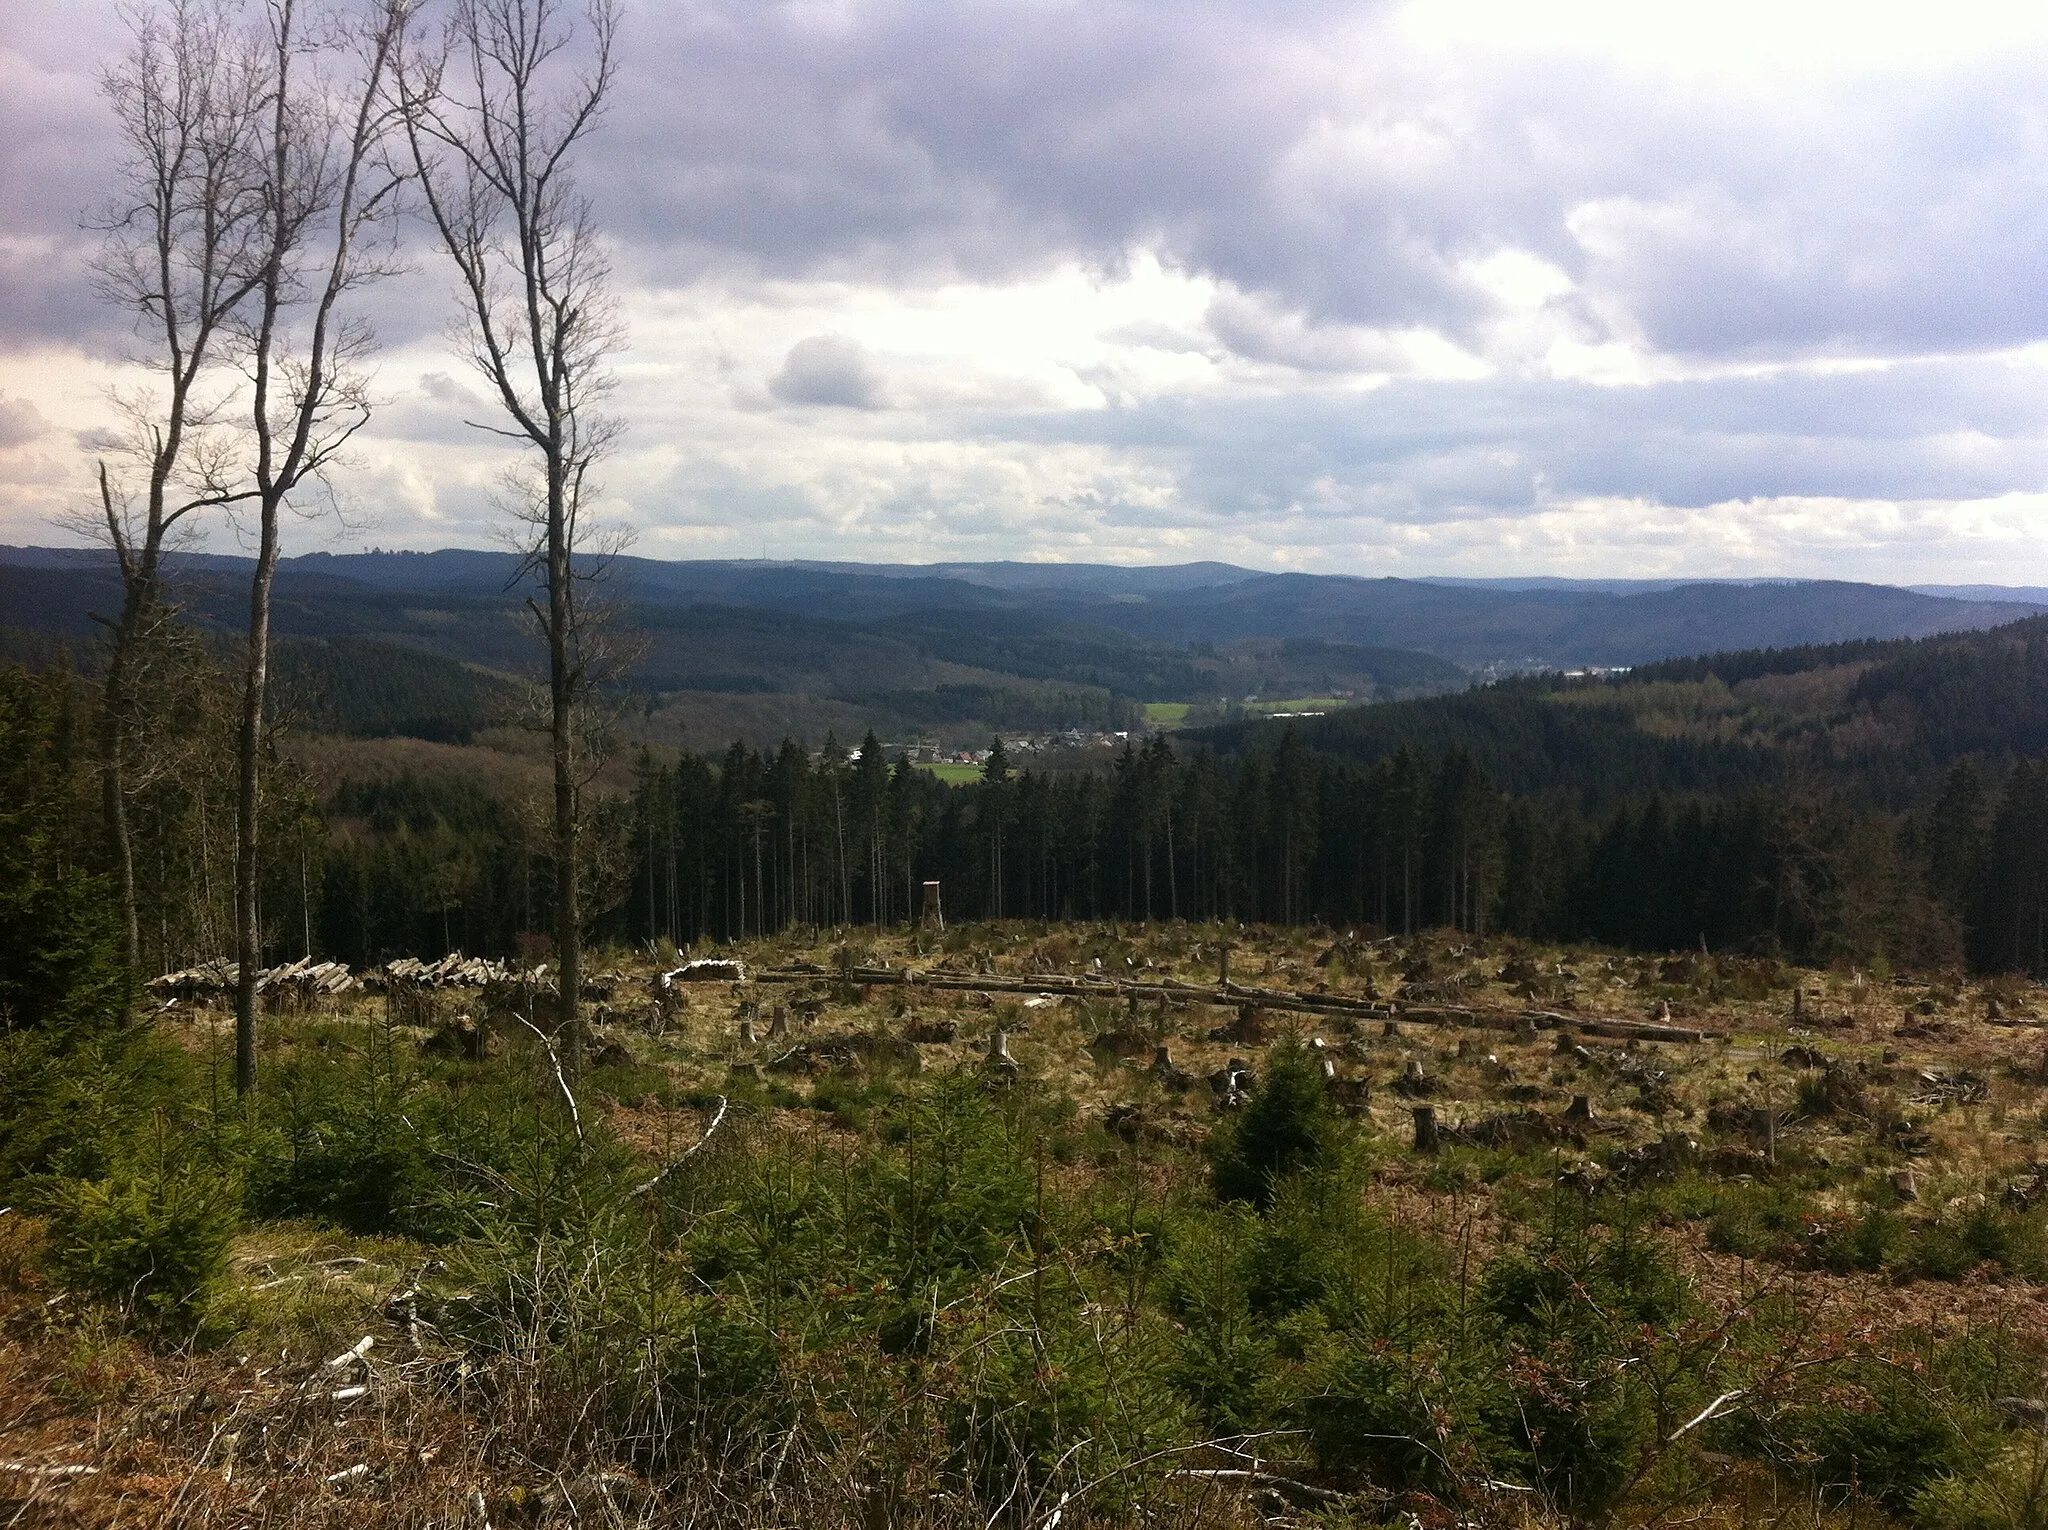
[[579, 1, 2048, 360], [769, 335, 889, 409], [1206, 290, 1398, 373], [0, 394, 48, 449], [7, 0, 2048, 581]]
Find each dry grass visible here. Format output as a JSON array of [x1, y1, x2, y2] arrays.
[[18, 922, 2048, 1526]]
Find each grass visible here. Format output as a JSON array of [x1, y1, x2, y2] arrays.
[[915, 761, 983, 785], [1144, 701, 1191, 727], [1244, 696, 1351, 714], [10, 923, 2048, 1527]]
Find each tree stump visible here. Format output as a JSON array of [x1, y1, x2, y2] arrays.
[[1235, 1003, 1267, 1044], [1411, 1105, 1438, 1152]]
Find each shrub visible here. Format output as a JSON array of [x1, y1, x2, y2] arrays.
[[445, 1215, 792, 1472], [1485, 1208, 1688, 1332], [1476, 1207, 1694, 1520], [946, 1279, 1192, 1512], [1813, 1203, 1901, 1273], [866, 1076, 1036, 1286], [0, 1027, 195, 1194], [1908, 1218, 1987, 1282], [1160, 1206, 1277, 1432], [1777, 1362, 1970, 1511], [1918, 1438, 2048, 1530], [246, 1013, 495, 1240], [1210, 1039, 1332, 1208], [43, 1165, 238, 1332], [248, 1120, 440, 1238], [1705, 1182, 1812, 1260], [1302, 1338, 1457, 1493]]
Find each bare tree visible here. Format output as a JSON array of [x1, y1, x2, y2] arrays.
[[399, 0, 624, 1073], [228, 0, 411, 1096], [86, 0, 269, 994]]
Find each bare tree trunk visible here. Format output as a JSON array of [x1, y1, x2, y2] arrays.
[[230, 0, 406, 1095], [100, 619, 141, 982], [402, 0, 624, 1078], [232, 507, 280, 1092], [88, 4, 272, 1003], [548, 496, 582, 1066]]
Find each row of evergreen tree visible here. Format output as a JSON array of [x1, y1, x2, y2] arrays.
[[11, 655, 2048, 988], [611, 730, 2044, 973]]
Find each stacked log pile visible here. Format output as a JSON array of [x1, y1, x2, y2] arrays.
[[150, 953, 559, 1006], [149, 959, 240, 1002], [150, 958, 356, 1005], [259, 958, 357, 1008], [372, 954, 549, 990]]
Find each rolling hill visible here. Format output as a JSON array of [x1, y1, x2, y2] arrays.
[[2, 546, 2038, 751]]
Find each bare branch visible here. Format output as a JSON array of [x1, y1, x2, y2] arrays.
[[626, 1096, 729, 1199], [509, 1010, 584, 1143]]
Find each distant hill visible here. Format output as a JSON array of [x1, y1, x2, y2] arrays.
[[1910, 583, 2048, 605], [4, 546, 2037, 750], [1077, 573, 2040, 667], [1198, 613, 2048, 812]]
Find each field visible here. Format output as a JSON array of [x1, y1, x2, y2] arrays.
[[1242, 696, 1350, 715], [9, 922, 2048, 1528], [915, 760, 985, 784], [1144, 701, 1192, 727]]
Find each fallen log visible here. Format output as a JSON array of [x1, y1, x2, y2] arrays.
[[749, 967, 1709, 1042]]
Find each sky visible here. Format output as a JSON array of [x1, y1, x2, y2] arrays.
[[4, 0, 2048, 581]]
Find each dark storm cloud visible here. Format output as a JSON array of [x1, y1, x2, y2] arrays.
[[8, 0, 2048, 574]]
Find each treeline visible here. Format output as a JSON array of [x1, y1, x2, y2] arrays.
[[1, 654, 320, 986], [17, 609, 2048, 982], [10, 646, 2043, 976], [617, 733, 2032, 971]]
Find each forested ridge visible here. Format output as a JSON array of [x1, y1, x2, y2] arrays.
[[13, 610, 2048, 983]]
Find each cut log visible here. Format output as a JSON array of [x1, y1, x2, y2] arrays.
[[747, 967, 1708, 1043]]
